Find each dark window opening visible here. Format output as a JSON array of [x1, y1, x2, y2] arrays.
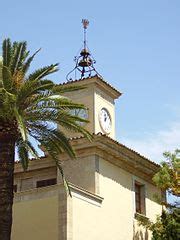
[[36, 178, 57, 188], [135, 182, 146, 215]]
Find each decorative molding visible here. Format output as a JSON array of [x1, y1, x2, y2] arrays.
[[14, 182, 103, 204], [14, 134, 159, 184], [95, 155, 100, 194], [59, 75, 121, 99], [14, 184, 62, 202], [69, 183, 103, 206]]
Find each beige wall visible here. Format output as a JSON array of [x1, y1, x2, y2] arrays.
[[14, 167, 57, 192], [12, 195, 58, 240], [72, 193, 101, 240], [12, 140, 161, 240], [70, 158, 135, 240], [59, 155, 96, 193], [98, 158, 162, 240], [98, 158, 134, 240], [61, 86, 95, 138]]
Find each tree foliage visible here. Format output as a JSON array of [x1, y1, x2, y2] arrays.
[[153, 150, 180, 196], [0, 38, 92, 186], [0, 38, 93, 239], [137, 149, 180, 239]]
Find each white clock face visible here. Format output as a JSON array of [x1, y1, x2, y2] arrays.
[[99, 108, 112, 134]]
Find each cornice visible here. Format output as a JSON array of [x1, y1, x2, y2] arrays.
[[68, 134, 160, 183], [14, 182, 103, 204], [59, 75, 122, 99], [14, 134, 160, 183]]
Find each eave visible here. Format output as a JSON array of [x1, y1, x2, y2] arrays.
[[59, 75, 122, 99]]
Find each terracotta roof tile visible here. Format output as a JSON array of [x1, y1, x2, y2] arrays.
[[68, 133, 159, 167], [59, 74, 122, 97], [15, 133, 159, 168], [94, 133, 160, 167]]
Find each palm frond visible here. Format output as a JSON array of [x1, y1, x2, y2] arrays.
[[14, 108, 27, 141], [28, 64, 59, 81], [26, 107, 92, 141], [2, 39, 12, 67], [56, 160, 72, 197], [10, 42, 27, 74], [25, 140, 39, 159], [38, 138, 71, 196], [16, 137, 39, 171], [1, 38, 92, 188], [17, 79, 54, 106], [16, 138, 29, 171], [22, 48, 41, 74], [0, 89, 16, 120], [2, 66, 13, 91], [29, 124, 75, 159], [26, 97, 86, 112], [0, 59, 3, 88]]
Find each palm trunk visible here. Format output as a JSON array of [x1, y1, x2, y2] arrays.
[[0, 137, 15, 240]]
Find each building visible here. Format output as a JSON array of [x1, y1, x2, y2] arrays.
[[12, 75, 161, 240], [12, 20, 162, 240]]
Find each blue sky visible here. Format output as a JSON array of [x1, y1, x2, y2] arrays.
[[0, 0, 180, 162]]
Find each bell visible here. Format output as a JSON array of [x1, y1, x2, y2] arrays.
[[80, 48, 90, 57], [78, 58, 92, 67]]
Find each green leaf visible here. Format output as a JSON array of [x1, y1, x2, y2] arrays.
[[14, 108, 27, 141], [17, 79, 54, 106], [28, 64, 59, 81], [10, 42, 27, 74], [2, 38, 12, 67], [22, 48, 41, 74], [17, 139, 29, 171], [2, 66, 13, 91]]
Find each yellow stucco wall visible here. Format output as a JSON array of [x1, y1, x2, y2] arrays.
[[61, 155, 96, 192], [12, 196, 58, 240], [99, 158, 134, 240], [71, 158, 134, 240], [99, 159, 162, 239], [72, 158, 162, 240], [72, 194, 101, 240], [61, 86, 95, 138], [146, 182, 162, 221]]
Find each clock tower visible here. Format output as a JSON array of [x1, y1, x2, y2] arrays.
[[61, 75, 121, 140], [62, 20, 121, 140]]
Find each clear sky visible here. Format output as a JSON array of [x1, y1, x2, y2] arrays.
[[0, 0, 179, 163]]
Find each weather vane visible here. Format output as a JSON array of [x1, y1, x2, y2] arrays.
[[66, 19, 102, 81]]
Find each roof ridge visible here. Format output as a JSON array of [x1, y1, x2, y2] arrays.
[[15, 133, 159, 167], [68, 132, 159, 166], [59, 74, 122, 96]]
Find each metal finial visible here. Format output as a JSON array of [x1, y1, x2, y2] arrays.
[[66, 19, 102, 81], [82, 19, 89, 29], [82, 19, 89, 49]]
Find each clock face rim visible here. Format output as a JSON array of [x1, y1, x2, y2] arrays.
[[98, 107, 112, 134]]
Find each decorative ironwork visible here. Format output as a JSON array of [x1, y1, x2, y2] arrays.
[[66, 19, 102, 81]]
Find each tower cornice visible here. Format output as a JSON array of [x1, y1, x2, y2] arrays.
[[60, 75, 122, 100]]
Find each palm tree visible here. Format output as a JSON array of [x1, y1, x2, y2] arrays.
[[0, 39, 91, 240]]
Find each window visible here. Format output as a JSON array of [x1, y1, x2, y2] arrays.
[[135, 182, 146, 215], [36, 178, 57, 188]]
